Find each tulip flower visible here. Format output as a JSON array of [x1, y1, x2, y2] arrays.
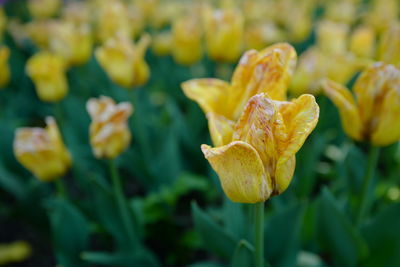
[[87, 96, 133, 159], [365, 0, 398, 33], [349, 25, 376, 58], [0, 241, 31, 265], [322, 63, 400, 146], [27, 0, 61, 19], [182, 43, 297, 147], [203, 6, 244, 62], [95, 34, 151, 88], [14, 117, 71, 182], [26, 52, 68, 102], [172, 15, 202, 65], [201, 93, 319, 203], [25, 20, 55, 49], [49, 21, 93, 66], [0, 46, 10, 88], [377, 23, 400, 66], [316, 21, 349, 54], [152, 31, 172, 56], [244, 22, 285, 51]]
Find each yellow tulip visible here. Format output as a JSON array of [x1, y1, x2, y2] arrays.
[[14, 117, 71, 181], [172, 15, 202, 65], [27, 0, 61, 19], [25, 20, 55, 49], [182, 43, 297, 139], [95, 34, 151, 88], [365, 0, 399, 33], [0, 46, 10, 89], [95, 0, 132, 43], [316, 21, 349, 54], [324, 0, 357, 25], [87, 96, 133, 159], [244, 22, 285, 51], [378, 23, 400, 66], [62, 1, 91, 26], [0, 241, 31, 265], [322, 63, 400, 146], [349, 25, 376, 58], [201, 93, 319, 203], [26, 51, 68, 102], [152, 31, 172, 56], [0, 8, 6, 41], [49, 21, 93, 66], [203, 6, 244, 62]]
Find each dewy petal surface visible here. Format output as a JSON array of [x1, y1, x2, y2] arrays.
[[275, 94, 319, 193], [201, 141, 272, 203], [181, 78, 231, 117], [322, 79, 363, 141], [206, 112, 235, 147], [371, 72, 400, 146]]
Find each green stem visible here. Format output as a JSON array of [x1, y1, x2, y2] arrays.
[[55, 179, 67, 199], [356, 146, 380, 226], [255, 201, 265, 267], [109, 159, 136, 247]]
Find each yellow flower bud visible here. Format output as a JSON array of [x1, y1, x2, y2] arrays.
[[62, 1, 91, 26], [325, 0, 357, 25], [203, 6, 244, 62], [27, 0, 61, 19], [14, 117, 71, 181], [322, 63, 400, 146], [316, 21, 349, 54], [152, 31, 172, 56], [49, 21, 93, 66], [25, 20, 55, 49], [349, 25, 376, 58], [95, 34, 151, 88], [244, 22, 285, 51], [365, 0, 399, 33], [26, 52, 68, 102], [87, 96, 133, 159], [378, 23, 400, 66], [0, 241, 31, 265], [0, 46, 10, 89], [172, 15, 202, 65]]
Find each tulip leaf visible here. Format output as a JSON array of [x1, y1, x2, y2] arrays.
[[192, 202, 238, 259], [48, 198, 90, 267], [230, 240, 254, 267], [316, 187, 368, 267], [361, 203, 400, 267], [81, 250, 160, 267], [264, 202, 306, 267], [188, 262, 224, 267]]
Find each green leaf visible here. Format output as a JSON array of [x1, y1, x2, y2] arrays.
[[187, 262, 224, 267], [230, 240, 254, 267], [361, 203, 400, 267], [81, 250, 160, 267], [316, 188, 368, 267], [264, 203, 306, 267], [48, 198, 90, 267], [192, 202, 237, 259]]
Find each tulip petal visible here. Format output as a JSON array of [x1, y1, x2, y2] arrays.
[[181, 78, 230, 116], [233, 93, 286, 177], [274, 94, 318, 193], [322, 79, 362, 141], [206, 112, 235, 147], [371, 76, 400, 146], [201, 141, 272, 203]]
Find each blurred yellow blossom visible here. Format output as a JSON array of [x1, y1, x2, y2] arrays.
[[87, 96, 133, 159], [182, 43, 297, 146], [49, 21, 93, 66], [203, 5, 244, 62], [0, 241, 31, 265], [349, 25, 376, 58], [316, 21, 349, 54], [0, 46, 10, 89], [25, 20, 55, 49], [95, 33, 151, 88], [378, 22, 400, 66], [244, 22, 285, 51], [322, 63, 400, 146], [324, 0, 357, 25], [152, 31, 172, 56], [172, 15, 203, 65], [26, 52, 68, 102], [14, 117, 71, 181], [365, 0, 399, 33], [62, 1, 91, 26], [27, 0, 61, 19]]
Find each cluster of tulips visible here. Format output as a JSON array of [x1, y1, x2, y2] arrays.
[[0, 0, 400, 266]]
